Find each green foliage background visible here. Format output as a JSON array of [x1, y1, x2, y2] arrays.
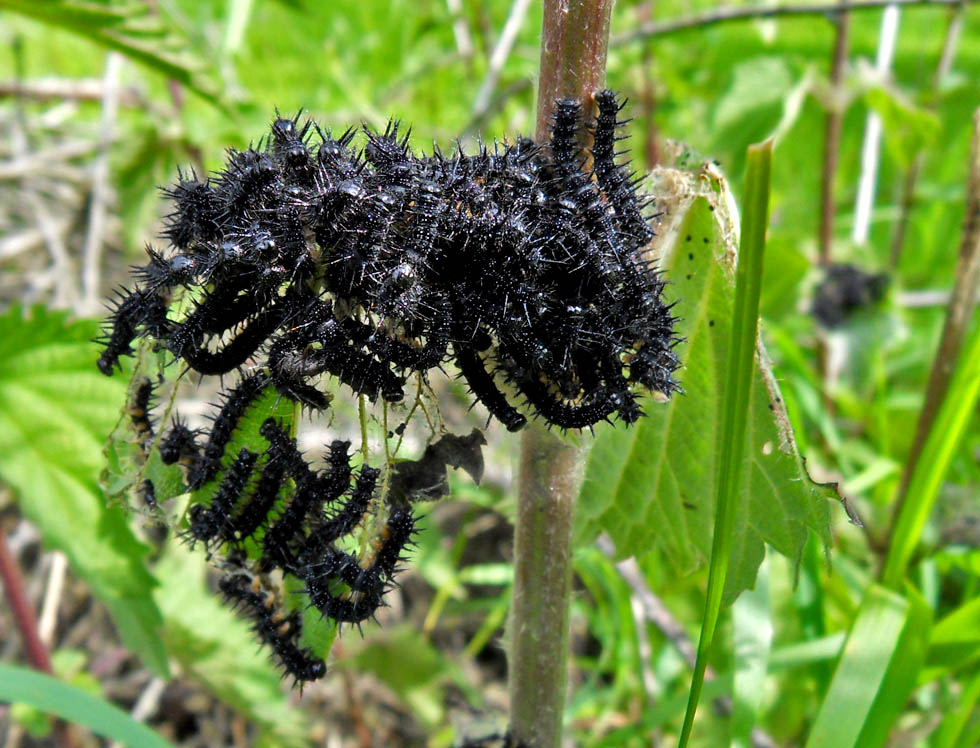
[[0, 0, 979, 746]]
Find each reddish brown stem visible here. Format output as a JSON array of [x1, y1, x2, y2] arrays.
[[0, 527, 53, 674], [818, 6, 850, 267], [507, 2, 614, 747], [0, 526, 77, 746], [639, 0, 661, 168], [535, 0, 615, 141]]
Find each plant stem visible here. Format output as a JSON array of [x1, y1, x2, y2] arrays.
[[818, 2, 850, 267], [508, 2, 614, 745], [535, 0, 615, 141], [882, 109, 980, 585], [816, 0, 850, 415], [510, 423, 587, 747], [888, 109, 980, 531], [0, 527, 54, 675]]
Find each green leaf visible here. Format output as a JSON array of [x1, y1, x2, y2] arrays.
[[768, 633, 845, 672], [806, 584, 932, 748], [713, 57, 793, 133], [865, 85, 941, 168], [922, 595, 980, 680], [576, 177, 833, 602], [0, 663, 173, 748], [0, 0, 222, 105], [0, 306, 168, 676]]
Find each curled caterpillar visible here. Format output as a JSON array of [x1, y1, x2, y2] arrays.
[[302, 506, 416, 625], [218, 570, 326, 684]]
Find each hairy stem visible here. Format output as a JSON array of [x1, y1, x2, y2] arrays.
[[510, 424, 587, 747], [535, 0, 615, 141], [508, 2, 614, 745]]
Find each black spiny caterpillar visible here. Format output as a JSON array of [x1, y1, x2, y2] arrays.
[[98, 92, 680, 429], [98, 92, 679, 684]]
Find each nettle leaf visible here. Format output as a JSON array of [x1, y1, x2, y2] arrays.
[[575, 173, 833, 601], [0, 306, 168, 675]]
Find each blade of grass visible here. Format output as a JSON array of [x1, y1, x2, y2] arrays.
[[881, 309, 980, 588], [678, 138, 773, 747], [805, 584, 932, 748], [768, 633, 846, 671], [732, 556, 772, 748], [0, 663, 174, 748], [931, 667, 980, 748]]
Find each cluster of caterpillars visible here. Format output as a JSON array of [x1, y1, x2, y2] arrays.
[[100, 91, 678, 684], [125, 373, 422, 684], [97, 90, 679, 430]]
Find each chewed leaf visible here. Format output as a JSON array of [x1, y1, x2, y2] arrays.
[[575, 176, 833, 602]]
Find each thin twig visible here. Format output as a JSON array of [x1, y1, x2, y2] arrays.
[[0, 528, 53, 673], [38, 551, 68, 648], [897, 289, 952, 307], [0, 219, 72, 261], [816, 1, 850, 414], [611, 0, 969, 46], [818, 3, 850, 267], [0, 141, 96, 180], [26, 191, 76, 308], [80, 51, 122, 316], [0, 78, 144, 106], [472, 0, 534, 122]]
